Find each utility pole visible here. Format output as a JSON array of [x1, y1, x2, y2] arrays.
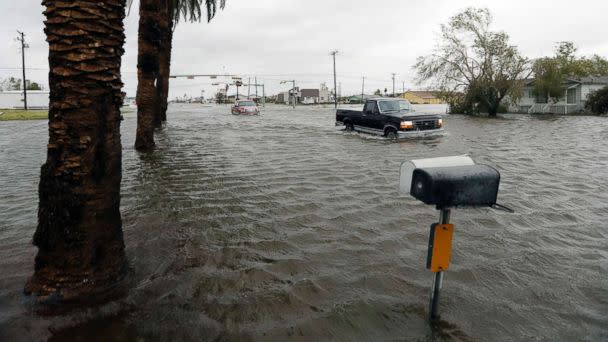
[[330, 50, 339, 109], [402, 81, 405, 94], [235, 80, 242, 101], [391, 73, 396, 97], [361, 76, 365, 103], [247, 77, 251, 98], [246, 79, 264, 106], [280, 80, 296, 109], [16, 31, 28, 110]]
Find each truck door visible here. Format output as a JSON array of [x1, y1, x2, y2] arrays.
[[361, 101, 380, 131]]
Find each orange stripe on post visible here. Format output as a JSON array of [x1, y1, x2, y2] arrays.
[[427, 224, 454, 272]]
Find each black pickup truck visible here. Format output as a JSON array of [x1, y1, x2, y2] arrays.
[[335, 98, 444, 139]]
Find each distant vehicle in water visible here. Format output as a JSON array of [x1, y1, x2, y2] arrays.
[[231, 100, 260, 115], [335, 98, 444, 139]]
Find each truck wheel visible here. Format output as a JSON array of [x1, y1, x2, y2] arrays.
[[345, 122, 354, 132], [385, 129, 398, 140]]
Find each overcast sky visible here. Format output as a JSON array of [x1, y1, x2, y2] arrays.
[[1, 0, 607, 99]]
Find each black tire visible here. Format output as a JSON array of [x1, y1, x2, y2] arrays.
[[345, 122, 354, 132], [385, 129, 398, 140]]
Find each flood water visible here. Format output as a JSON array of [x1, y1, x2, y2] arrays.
[[1, 104, 607, 341]]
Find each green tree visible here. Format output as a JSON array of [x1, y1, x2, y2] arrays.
[[0, 78, 44, 91], [415, 7, 531, 116], [533, 42, 608, 102], [373, 89, 382, 96], [26, 0, 127, 302], [585, 86, 608, 114], [0, 77, 23, 91], [532, 57, 562, 101], [215, 91, 225, 104], [28, 82, 43, 90]]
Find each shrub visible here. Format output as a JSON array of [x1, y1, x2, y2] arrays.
[[585, 86, 608, 114]]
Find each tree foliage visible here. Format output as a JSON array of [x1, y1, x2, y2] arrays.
[[415, 8, 531, 116], [0, 77, 43, 91], [128, 0, 226, 26], [533, 42, 608, 102], [0, 77, 22, 91], [173, 0, 226, 24], [215, 91, 225, 104], [585, 86, 608, 114]]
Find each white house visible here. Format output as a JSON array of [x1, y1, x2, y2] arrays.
[[509, 76, 608, 114], [300, 84, 332, 104], [0, 90, 50, 109]]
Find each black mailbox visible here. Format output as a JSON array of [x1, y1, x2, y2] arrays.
[[399, 156, 508, 322], [409, 165, 500, 208]]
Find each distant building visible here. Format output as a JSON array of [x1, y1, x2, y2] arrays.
[[0, 90, 49, 109], [509, 76, 608, 114], [277, 87, 301, 105], [226, 94, 250, 103], [277, 92, 289, 104], [300, 84, 332, 104], [400, 91, 444, 104]]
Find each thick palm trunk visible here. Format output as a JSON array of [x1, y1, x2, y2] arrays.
[[135, 0, 161, 151], [157, 1, 174, 125], [25, 0, 127, 302]]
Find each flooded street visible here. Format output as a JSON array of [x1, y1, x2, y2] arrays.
[[1, 104, 607, 341]]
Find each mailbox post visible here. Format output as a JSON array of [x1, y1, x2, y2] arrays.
[[400, 156, 508, 321], [429, 208, 451, 320]]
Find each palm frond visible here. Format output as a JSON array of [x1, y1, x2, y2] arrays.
[[172, 0, 226, 24], [128, 0, 225, 26]]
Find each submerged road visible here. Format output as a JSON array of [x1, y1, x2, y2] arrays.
[[1, 104, 607, 340]]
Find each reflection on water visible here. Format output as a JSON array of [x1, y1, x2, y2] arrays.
[[1, 104, 607, 341]]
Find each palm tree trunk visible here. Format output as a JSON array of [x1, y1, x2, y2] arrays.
[[25, 0, 127, 302], [135, 0, 161, 151], [157, 0, 174, 125]]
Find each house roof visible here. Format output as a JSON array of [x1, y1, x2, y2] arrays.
[[574, 76, 608, 85], [301, 89, 320, 97], [404, 91, 438, 99], [526, 76, 608, 86]]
